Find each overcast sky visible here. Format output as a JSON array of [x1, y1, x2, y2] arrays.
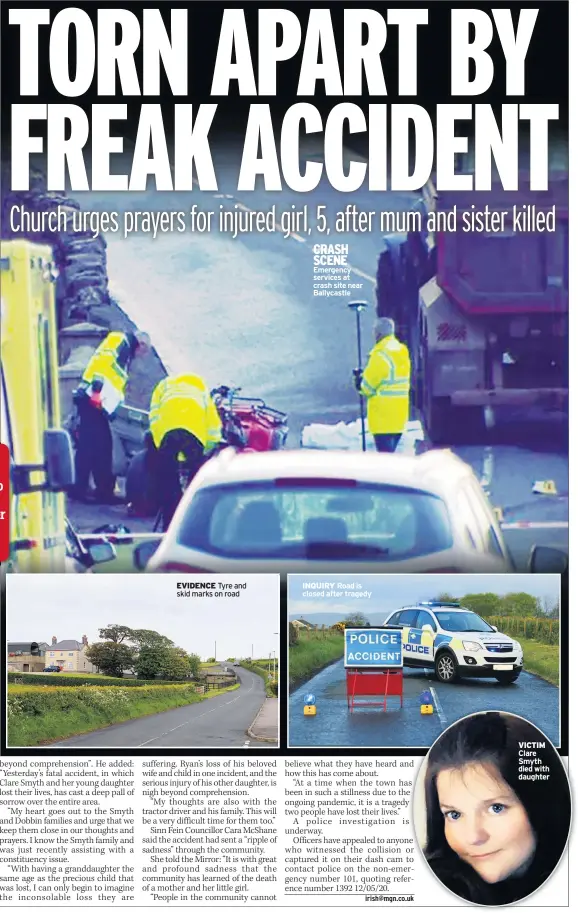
[[6, 574, 280, 661], [288, 573, 560, 617]]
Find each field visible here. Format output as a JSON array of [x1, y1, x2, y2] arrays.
[[8, 679, 239, 747], [288, 629, 344, 691], [515, 636, 559, 686]]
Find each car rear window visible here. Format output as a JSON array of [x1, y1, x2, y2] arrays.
[[176, 481, 453, 560]]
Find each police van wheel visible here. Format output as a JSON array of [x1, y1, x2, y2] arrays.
[[435, 652, 459, 684], [494, 671, 521, 685]]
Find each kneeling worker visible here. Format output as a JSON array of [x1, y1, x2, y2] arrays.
[[72, 329, 149, 502], [149, 374, 223, 530], [354, 317, 411, 453]]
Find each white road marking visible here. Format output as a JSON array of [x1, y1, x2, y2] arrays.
[[429, 686, 447, 728], [138, 674, 255, 747]]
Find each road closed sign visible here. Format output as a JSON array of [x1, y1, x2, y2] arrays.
[[344, 628, 402, 668]]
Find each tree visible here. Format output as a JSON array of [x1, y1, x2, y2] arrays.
[[501, 593, 541, 617], [345, 612, 370, 627], [206, 657, 216, 663], [85, 642, 135, 678], [98, 625, 134, 644], [461, 593, 502, 618], [189, 653, 202, 678], [131, 629, 174, 650], [163, 649, 191, 681], [134, 646, 190, 681], [435, 592, 459, 603]]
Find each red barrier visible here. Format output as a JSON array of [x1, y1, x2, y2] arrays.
[[346, 668, 404, 712]]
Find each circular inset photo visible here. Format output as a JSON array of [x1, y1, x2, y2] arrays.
[[413, 711, 570, 906]]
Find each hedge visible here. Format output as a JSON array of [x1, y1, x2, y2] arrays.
[[487, 616, 559, 646], [7, 672, 192, 688], [8, 683, 200, 717]]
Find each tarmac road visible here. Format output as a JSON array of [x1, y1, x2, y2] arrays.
[[51, 666, 267, 748], [288, 659, 560, 749], [78, 143, 568, 568]]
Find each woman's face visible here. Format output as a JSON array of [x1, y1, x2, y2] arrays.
[[436, 762, 536, 884]]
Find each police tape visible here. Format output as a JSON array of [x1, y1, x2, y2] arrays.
[[500, 521, 569, 530]]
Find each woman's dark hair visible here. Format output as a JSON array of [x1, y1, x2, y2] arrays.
[[423, 712, 570, 905]]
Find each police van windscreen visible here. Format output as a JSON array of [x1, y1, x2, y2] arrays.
[[176, 482, 453, 560], [433, 611, 495, 633]]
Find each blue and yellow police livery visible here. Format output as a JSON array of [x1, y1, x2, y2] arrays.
[[383, 601, 523, 685]]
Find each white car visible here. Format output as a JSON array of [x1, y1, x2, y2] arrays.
[[383, 601, 524, 685], [139, 448, 514, 573]]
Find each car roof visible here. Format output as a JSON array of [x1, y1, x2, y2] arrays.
[[194, 447, 476, 497], [391, 605, 471, 614]]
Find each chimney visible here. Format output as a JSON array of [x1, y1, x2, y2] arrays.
[[82, 635, 88, 646], [52, 636, 57, 645]]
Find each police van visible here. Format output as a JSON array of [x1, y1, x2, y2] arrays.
[[383, 601, 523, 684]]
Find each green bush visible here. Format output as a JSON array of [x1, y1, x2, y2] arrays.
[[7, 672, 190, 688], [240, 661, 278, 698]]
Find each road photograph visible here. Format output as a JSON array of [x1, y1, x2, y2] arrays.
[[6, 573, 280, 748], [287, 573, 560, 749]]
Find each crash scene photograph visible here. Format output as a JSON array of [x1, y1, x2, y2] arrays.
[[0, 1, 572, 910], [287, 573, 560, 749]]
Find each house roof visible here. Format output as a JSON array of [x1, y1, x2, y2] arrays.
[[50, 640, 85, 651], [7, 642, 49, 654]]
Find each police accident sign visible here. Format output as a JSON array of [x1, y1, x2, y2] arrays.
[[344, 628, 402, 668]]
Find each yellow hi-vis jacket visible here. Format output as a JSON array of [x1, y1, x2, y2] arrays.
[[82, 332, 131, 414], [360, 335, 411, 435], [149, 374, 223, 452]]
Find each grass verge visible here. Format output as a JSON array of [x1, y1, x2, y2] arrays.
[[8, 683, 239, 747], [517, 636, 559, 686], [289, 632, 344, 692], [240, 662, 278, 697]]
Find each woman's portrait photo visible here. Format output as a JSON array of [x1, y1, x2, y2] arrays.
[[415, 711, 570, 905]]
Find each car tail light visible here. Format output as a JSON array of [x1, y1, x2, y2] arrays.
[[155, 562, 213, 573]]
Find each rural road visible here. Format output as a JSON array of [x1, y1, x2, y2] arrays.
[[51, 666, 269, 748], [289, 660, 560, 749]]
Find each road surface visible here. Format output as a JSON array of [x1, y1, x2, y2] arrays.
[[289, 659, 560, 749], [51, 666, 268, 748], [78, 143, 568, 568]]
